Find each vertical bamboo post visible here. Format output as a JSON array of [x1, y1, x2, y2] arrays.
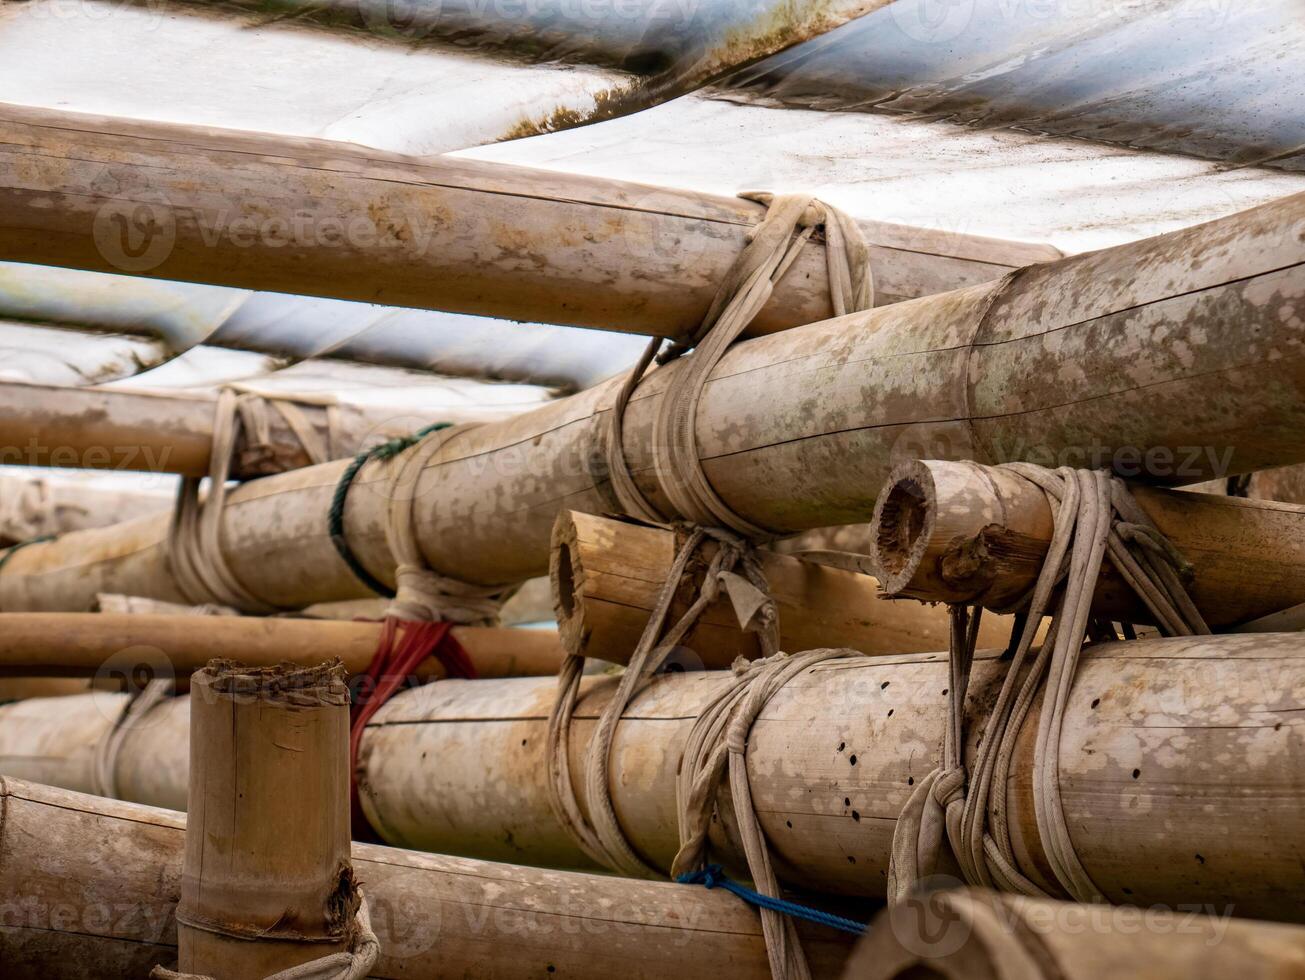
[[174, 659, 358, 978]]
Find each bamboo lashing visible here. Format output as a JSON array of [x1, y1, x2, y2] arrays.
[[550, 510, 1016, 667], [868, 458, 1305, 626], [2, 633, 1302, 917], [888, 465, 1209, 906], [0, 191, 1298, 614], [0, 103, 1060, 339]]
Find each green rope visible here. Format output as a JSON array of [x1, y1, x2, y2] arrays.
[[328, 422, 453, 598], [0, 534, 55, 578]]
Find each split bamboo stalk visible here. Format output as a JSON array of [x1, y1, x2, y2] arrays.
[[0, 777, 855, 979], [0, 612, 564, 679], [552, 510, 1012, 666], [0, 103, 1057, 336], [4, 634, 1301, 919], [844, 889, 1305, 980], [869, 459, 1305, 625], [0, 191, 1300, 613], [176, 661, 357, 977], [0, 381, 443, 478]]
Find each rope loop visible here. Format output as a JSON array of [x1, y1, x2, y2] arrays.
[[545, 522, 782, 880], [888, 463, 1210, 907], [600, 193, 876, 537], [549, 190, 876, 979], [328, 421, 516, 626], [169, 387, 343, 613]]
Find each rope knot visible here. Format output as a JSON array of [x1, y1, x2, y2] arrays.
[[676, 864, 724, 889], [932, 766, 966, 808]]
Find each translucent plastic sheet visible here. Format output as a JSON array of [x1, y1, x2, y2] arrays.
[[721, 0, 1305, 169]]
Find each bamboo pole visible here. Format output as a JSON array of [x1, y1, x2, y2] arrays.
[[1, 191, 1300, 612], [844, 889, 1305, 980], [869, 459, 1305, 625], [0, 103, 1057, 337], [0, 381, 456, 478], [0, 612, 564, 679], [551, 510, 1013, 666], [0, 472, 171, 545], [175, 661, 357, 977], [0, 777, 855, 979], [5, 634, 1302, 919]]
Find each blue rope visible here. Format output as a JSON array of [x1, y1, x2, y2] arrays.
[[676, 865, 867, 936]]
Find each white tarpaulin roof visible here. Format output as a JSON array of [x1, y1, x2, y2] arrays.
[[0, 0, 1301, 397]]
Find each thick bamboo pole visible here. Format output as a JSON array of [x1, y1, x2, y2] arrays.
[[0, 612, 564, 679], [0, 777, 855, 979], [844, 889, 1305, 980], [1, 192, 1301, 612], [869, 459, 1305, 625], [0, 381, 448, 478], [551, 510, 1013, 666], [5, 635, 1301, 919], [176, 661, 357, 977], [0, 103, 1056, 336]]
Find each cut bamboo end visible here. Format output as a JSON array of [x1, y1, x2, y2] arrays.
[[870, 459, 1054, 607], [550, 509, 1013, 668], [869, 459, 1305, 627], [179, 658, 357, 978]]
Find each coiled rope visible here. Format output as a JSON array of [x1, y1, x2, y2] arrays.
[[888, 464, 1210, 905]]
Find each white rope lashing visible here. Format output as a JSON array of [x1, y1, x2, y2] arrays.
[[378, 422, 514, 626], [168, 387, 341, 613], [888, 464, 1210, 905]]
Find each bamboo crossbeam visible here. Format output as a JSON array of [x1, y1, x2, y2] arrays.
[[0, 192, 1300, 613], [847, 889, 1305, 980], [0, 103, 1057, 337], [551, 510, 1013, 666], [0, 778, 854, 979], [870, 459, 1305, 626], [0, 613, 564, 679], [5, 634, 1301, 920]]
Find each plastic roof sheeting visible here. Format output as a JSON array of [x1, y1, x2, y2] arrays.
[[722, 0, 1305, 169]]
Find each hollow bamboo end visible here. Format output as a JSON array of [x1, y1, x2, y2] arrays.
[[870, 461, 940, 597], [550, 511, 586, 659], [194, 658, 350, 706]]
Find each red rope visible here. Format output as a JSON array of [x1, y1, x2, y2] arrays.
[[349, 618, 477, 839]]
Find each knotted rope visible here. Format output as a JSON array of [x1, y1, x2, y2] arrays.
[[332, 421, 520, 835], [888, 464, 1210, 905], [151, 892, 379, 980], [546, 523, 780, 877], [601, 192, 874, 535], [169, 387, 341, 613], [673, 648, 861, 980], [548, 193, 874, 977]]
